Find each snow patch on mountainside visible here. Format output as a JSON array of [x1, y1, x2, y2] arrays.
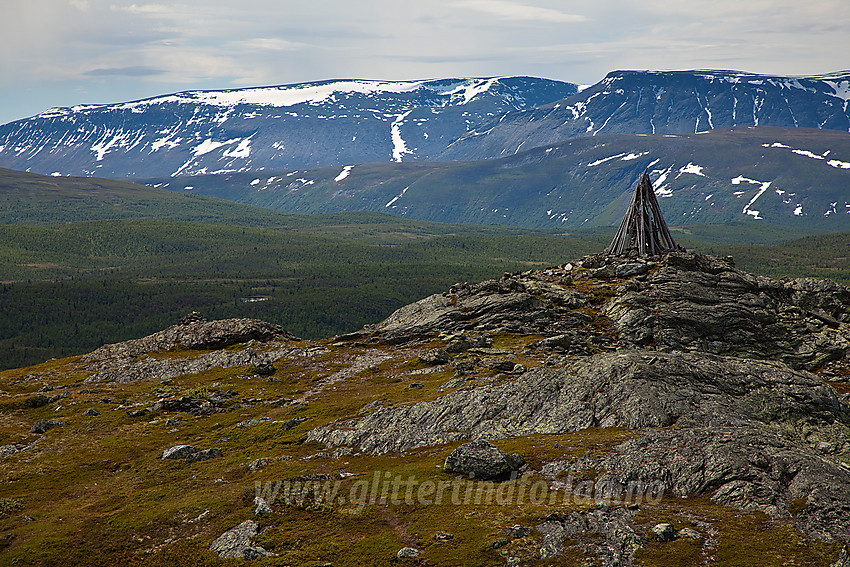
[[334, 165, 354, 182], [732, 175, 772, 220], [386, 186, 409, 208], [391, 111, 413, 162], [762, 141, 850, 170], [96, 78, 523, 113]]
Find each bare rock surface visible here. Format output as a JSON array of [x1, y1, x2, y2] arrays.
[[81, 314, 298, 383], [307, 350, 848, 453], [209, 520, 273, 560], [85, 314, 296, 361], [444, 440, 525, 480], [304, 251, 850, 562]]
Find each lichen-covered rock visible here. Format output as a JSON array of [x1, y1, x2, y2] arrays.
[[307, 350, 848, 454], [85, 316, 296, 361], [651, 523, 675, 542], [604, 252, 850, 370], [543, 425, 850, 543], [536, 507, 642, 564], [161, 445, 197, 460], [185, 448, 222, 463], [444, 440, 525, 480], [396, 547, 420, 558], [31, 419, 66, 434], [209, 520, 273, 559], [419, 348, 452, 365]]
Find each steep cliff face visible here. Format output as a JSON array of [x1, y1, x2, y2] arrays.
[[1, 252, 848, 566]]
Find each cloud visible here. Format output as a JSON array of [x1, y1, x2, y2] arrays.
[[455, 0, 588, 23], [229, 38, 312, 52], [83, 65, 163, 77]]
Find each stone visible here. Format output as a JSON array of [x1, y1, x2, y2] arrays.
[[248, 458, 273, 472], [152, 396, 201, 414], [651, 523, 676, 542], [281, 416, 309, 431], [126, 409, 149, 418], [252, 359, 276, 376], [82, 408, 100, 417], [396, 547, 420, 558], [30, 419, 66, 434], [678, 527, 702, 540], [237, 417, 272, 428], [209, 520, 273, 559], [254, 497, 273, 516], [434, 532, 454, 540], [444, 440, 525, 480], [186, 448, 222, 463], [504, 525, 533, 539], [419, 348, 452, 365], [161, 445, 197, 460], [615, 263, 649, 278]]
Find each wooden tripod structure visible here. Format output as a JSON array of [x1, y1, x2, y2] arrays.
[[607, 171, 681, 256]]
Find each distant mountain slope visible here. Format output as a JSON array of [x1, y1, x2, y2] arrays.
[[0, 167, 298, 225], [440, 70, 850, 160], [142, 126, 850, 229], [0, 77, 576, 178]]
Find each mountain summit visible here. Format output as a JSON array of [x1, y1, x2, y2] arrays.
[[0, 77, 576, 178], [2, 249, 848, 565]]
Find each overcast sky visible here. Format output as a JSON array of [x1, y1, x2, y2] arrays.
[[1, 0, 848, 124]]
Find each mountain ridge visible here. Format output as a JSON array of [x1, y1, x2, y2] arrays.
[[140, 126, 850, 230], [0, 76, 577, 178], [1, 250, 848, 565], [439, 69, 850, 160]]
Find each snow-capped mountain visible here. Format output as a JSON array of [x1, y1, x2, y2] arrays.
[[140, 126, 850, 230], [0, 77, 576, 178], [440, 70, 850, 160]]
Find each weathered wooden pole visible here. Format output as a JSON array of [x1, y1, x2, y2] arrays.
[[607, 170, 682, 256]]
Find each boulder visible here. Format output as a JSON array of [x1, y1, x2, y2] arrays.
[[161, 445, 197, 460], [82, 408, 100, 417], [31, 420, 66, 434], [444, 440, 525, 480], [186, 448, 222, 463], [419, 348, 452, 365], [396, 547, 420, 558], [651, 523, 676, 542], [247, 458, 273, 472], [209, 520, 273, 559], [254, 497, 273, 516]]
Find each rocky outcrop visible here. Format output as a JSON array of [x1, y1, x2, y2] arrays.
[[444, 440, 525, 480], [83, 314, 296, 362], [544, 425, 850, 543], [209, 520, 273, 560], [537, 507, 642, 564], [307, 350, 848, 453], [305, 251, 850, 561], [365, 277, 595, 345], [80, 314, 299, 383], [602, 252, 850, 370]]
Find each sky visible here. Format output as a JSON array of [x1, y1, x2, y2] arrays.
[[1, 0, 848, 125]]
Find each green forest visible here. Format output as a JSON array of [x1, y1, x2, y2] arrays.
[[1, 168, 848, 371], [1, 215, 848, 370]]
